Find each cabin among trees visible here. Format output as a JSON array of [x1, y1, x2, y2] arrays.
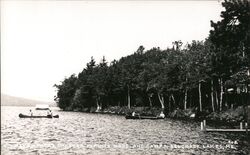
[[54, 0, 250, 119]]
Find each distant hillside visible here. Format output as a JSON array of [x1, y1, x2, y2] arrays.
[[1, 94, 57, 107]]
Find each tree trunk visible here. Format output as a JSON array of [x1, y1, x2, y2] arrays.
[[211, 79, 215, 112], [184, 89, 188, 110], [169, 95, 171, 113], [215, 90, 219, 111], [127, 87, 131, 109], [100, 100, 102, 110], [199, 81, 202, 112], [171, 94, 176, 105], [96, 97, 101, 111], [148, 96, 153, 107], [190, 92, 192, 108], [243, 46, 245, 58], [246, 84, 248, 104], [219, 78, 223, 112], [157, 92, 165, 109]]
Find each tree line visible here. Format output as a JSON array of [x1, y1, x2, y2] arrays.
[[54, 0, 250, 114]]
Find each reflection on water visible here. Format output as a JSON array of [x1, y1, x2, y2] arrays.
[[1, 106, 250, 154]]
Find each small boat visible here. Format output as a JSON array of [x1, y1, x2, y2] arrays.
[[35, 104, 50, 110], [19, 113, 59, 118], [125, 115, 164, 120]]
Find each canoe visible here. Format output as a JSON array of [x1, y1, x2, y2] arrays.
[[125, 115, 164, 120], [35, 104, 50, 110], [35, 107, 50, 110], [19, 113, 59, 118]]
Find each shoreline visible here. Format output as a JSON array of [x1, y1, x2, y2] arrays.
[[62, 105, 249, 127]]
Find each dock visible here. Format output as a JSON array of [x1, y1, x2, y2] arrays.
[[201, 120, 249, 133], [205, 128, 247, 132], [201, 106, 250, 133]]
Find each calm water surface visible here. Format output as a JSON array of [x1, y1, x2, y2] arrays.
[[1, 106, 250, 155]]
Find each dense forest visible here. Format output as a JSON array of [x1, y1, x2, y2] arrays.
[[54, 0, 250, 116]]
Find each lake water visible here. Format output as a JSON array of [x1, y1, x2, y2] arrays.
[[1, 106, 250, 155]]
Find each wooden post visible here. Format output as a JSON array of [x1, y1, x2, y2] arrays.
[[204, 122, 206, 131], [203, 120, 206, 128], [201, 120, 206, 131], [201, 122, 204, 131]]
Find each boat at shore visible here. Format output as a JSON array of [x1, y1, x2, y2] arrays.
[[19, 113, 59, 118], [125, 115, 164, 120], [35, 104, 50, 110]]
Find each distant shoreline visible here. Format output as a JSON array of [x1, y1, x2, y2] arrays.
[[1, 105, 58, 107], [1, 94, 56, 107]]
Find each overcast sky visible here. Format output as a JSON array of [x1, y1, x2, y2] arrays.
[[1, 1, 223, 102]]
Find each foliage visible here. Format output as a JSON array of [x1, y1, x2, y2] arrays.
[[54, 0, 250, 113]]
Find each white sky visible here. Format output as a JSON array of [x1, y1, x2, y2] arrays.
[[1, 1, 222, 102]]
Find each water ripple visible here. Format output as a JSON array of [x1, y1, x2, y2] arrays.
[[1, 106, 250, 154]]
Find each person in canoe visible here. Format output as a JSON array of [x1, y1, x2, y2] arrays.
[[131, 111, 140, 117], [29, 109, 33, 116], [47, 110, 53, 117]]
